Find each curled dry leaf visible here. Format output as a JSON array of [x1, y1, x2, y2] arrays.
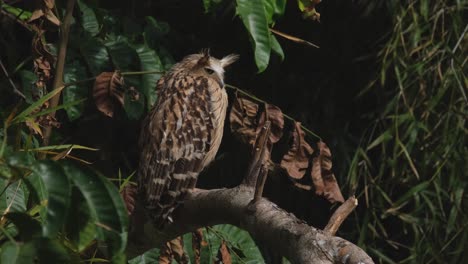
[[28, 0, 60, 26], [311, 141, 345, 203], [280, 122, 314, 179], [93, 71, 125, 117], [120, 184, 137, 216], [192, 228, 206, 264], [158, 237, 188, 264], [230, 95, 284, 148], [215, 240, 232, 264]]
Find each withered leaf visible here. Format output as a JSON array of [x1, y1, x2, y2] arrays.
[[44, 0, 55, 9], [280, 122, 314, 179], [259, 104, 284, 144], [93, 71, 125, 117], [215, 240, 232, 264], [230, 96, 259, 146], [192, 229, 206, 264], [311, 141, 345, 203], [230, 95, 284, 148], [120, 184, 137, 216], [159, 237, 188, 264]]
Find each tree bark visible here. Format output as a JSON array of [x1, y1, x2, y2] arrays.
[[128, 185, 373, 264]]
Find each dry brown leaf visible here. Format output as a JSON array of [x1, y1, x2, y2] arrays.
[[159, 237, 188, 264], [120, 184, 137, 216], [44, 0, 55, 9], [93, 71, 125, 117], [311, 141, 345, 203], [259, 104, 284, 144], [230, 96, 259, 146], [230, 95, 284, 149], [280, 122, 314, 179], [215, 240, 232, 264], [192, 229, 206, 264]]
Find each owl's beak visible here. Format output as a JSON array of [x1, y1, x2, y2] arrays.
[[217, 79, 224, 88]]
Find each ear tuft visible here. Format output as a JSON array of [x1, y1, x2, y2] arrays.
[[220, 54, 239, 68], [197, 49, 211, 66]]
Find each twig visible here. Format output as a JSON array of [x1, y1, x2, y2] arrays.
[[242, 121, 271, 187], [324, 196, 358, 236], [41, 0, 76, 149], [270, 28, 319, 48], [0, 58, 26, 99], [253, 164, 269, 202]]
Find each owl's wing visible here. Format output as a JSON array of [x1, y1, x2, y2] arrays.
[[138, 74, 214, 226]]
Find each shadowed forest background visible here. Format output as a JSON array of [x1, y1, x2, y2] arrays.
[[0, 0, 466, 263]]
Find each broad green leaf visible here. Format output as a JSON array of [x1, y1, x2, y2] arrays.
[[144, 17, 170, 49], [105, 36, 139, 71], [81, 38, 111, 75], [0, 241, 36, 264], [63, 62, 88, 120], [213, 225, 263, 263], [0, 180, 27, 214], [270, 35, 284, 60], [31, 161, 71, 237], [236, 0, 272, 72], [135, 44, 164, 109], [4, 212, 41, 241], [64, 192, 96, 252], [263, 0, 287, 24], [35, 238, 71, 264], [62, 162, 128, 262], [78, 0, 100, 36], [128, 248, 160, 264]]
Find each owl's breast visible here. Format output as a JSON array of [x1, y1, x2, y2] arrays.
[[202, 82, 228, 167]]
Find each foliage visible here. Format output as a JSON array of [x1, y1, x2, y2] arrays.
[[344, 1, 467, 263], [0, 0, 466, 263]]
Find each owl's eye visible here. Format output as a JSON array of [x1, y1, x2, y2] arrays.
[[204, 67, 215, 74]]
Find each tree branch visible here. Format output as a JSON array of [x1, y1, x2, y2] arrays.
[[128, 186, 373, 263], [42, 0, 76, 147]]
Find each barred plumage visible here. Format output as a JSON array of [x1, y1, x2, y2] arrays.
[[138, 51, 238, 227]]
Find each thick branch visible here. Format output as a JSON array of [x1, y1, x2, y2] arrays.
[[128, 186, 373, 264]]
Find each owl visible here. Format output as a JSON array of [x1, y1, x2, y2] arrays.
[[137, 50, 238, 227]]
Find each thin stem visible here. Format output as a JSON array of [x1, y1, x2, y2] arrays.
[[121, 70, 165, 76], [0, 58, 26, 99], [225, 84, 322, 141]]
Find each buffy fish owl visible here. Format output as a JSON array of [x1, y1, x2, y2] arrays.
[[137, 50, 238, 227]]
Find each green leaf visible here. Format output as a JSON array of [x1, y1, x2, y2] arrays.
[[62, 162, 128, 262], [81, 38, 111, 75], [270, 35, 284, 60], [64, 192, 96, 252], [236, 0, 272, 72], [12, 87, 65, 124], [77, 0, 100, 36], [263, 0, 287, 24], [1, 3, 32, 21], [35, 238, 71, 264], [0, 241, 36, 264], [18, 70, 38, 104], [144, 17, 170, 49], [105, 36, 139, 71], [0, 180, 28, 214], [4, 212, 41, 241], [128, 248, 160, 264], [31, 161, 71, 237], [135, 44, 164, 109], [63, 62, 88, 120]]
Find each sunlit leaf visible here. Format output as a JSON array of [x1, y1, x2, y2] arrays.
[[236, 0, 272, 72]]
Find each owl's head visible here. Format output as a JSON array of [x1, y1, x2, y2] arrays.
[[174, 50, 238, 87]]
